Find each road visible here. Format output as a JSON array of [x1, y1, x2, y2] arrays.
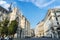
[[22, 37, 60, 40], [13, 37, 60, 40]]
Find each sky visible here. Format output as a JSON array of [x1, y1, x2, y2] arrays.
[[0, 0, 60, 28]]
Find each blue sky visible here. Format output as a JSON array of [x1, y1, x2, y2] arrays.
[[0, 0, 60, 28]]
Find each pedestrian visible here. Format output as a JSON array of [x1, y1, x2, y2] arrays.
[[0, 35, 1, 40], [1, 36, 4, 40], [4, 36, 9, 40], [9, 36, 13, 40]]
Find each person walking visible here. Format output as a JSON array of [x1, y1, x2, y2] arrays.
[[1, 36, 4, 40]]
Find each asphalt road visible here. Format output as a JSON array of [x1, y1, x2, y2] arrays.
[[13, 37, 60, 40]]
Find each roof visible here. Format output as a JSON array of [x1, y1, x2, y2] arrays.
[[0, 6, 9, 13]]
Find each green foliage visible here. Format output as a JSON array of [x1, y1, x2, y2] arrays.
[[0, 19, 18, 36], [8, 20, 18, 35], [0, 22, 1, 27], [0, 22, 3, 35], [1, 26, 8, 35], [3, 19, 9, 26], [1, 19, 9, 35]]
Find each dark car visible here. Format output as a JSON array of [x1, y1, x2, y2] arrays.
[[25, 36, 31, 38]]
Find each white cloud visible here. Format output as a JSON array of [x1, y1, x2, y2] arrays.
[[33, 0, 55, 8], [0, 1, 6, 4], [54, 6, 60, 8], [18, 0, 55, 8], [49, 6, 60, 9], [0, 0, 10, 10], [3, 4, 10, 8]]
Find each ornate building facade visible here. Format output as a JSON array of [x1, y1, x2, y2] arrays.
[[44, 9, 60, 38], [0, 6, 31, 39], [35, 8, 60, 38]]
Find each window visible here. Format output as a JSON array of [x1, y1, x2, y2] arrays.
[[57, 22, 59, 25], [49, 16, 52, 20], [48, 13, 50, 16], [57, 15, 60, 17]]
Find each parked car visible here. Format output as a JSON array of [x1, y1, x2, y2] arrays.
[[25, 36, 31, 38]]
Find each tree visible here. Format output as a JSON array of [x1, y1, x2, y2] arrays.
[[8, 20, 18, 35], [0, 18, 9, 36], [0, 22, 3, 35], [3, 19, 9, 26], [1, 19, 9, 36], [0, 19, 18, 38]]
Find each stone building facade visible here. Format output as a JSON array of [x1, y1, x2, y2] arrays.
[[0, 6, 31, 39], [35, 21, 44, 37], [35, 8, 60, 38], [43, 9, 60, 38]]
